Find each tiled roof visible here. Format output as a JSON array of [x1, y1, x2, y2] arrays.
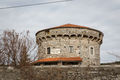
[[33, 57, 82, 64], [54, 24, 89, 28], [36, 24, 104, 36]]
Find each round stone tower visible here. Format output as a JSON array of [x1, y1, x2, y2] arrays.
[[36, 24, 103, 66]]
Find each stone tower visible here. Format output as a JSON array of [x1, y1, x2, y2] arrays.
[[35, 24, 103, 66]]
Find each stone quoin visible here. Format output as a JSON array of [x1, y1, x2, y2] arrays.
[[34, 24, 104, 66]]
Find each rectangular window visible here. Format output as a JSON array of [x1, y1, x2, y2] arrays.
[[69, 46, 73, 53], [47, 47, 50, 54]]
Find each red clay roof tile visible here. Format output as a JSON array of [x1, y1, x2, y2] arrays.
[[54, 24, 89, 28], [33, 57, 82, 64]]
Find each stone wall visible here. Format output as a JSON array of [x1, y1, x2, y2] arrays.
[[0, 66, 120, 80], [36, 28, 103, 66]]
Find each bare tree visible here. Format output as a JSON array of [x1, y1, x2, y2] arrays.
[[0, 30, 39, 80], [0, 30, 37, 66]]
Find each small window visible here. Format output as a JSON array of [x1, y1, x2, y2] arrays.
[[90, 47, 94, 55], [69, 46, 73, 53], [47, 47, 50, 54]]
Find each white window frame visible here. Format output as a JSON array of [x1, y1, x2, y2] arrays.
[[69, 46, 74, 53], [89, 46, 94, 55]]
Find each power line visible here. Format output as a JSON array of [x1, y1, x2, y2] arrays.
[[0, 0, 72, 10], [107, 52, 120, 61]]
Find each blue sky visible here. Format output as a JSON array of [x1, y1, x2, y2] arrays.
[[0, 0, 120, 63]]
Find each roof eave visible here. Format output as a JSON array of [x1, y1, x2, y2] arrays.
[[36, 27, 104, 36]]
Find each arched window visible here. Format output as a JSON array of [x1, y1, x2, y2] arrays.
[[90, 46, 94, 55]]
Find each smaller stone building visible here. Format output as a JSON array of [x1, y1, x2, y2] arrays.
[[34, 24, 104, 66]]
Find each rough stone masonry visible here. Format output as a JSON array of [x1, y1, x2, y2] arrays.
[[0, 66, 120, 80], [36, 24, 103, 66]]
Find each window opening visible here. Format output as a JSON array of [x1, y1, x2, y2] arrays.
[[90, 47, 94, 55], [47, 47, 50, 54], [69, 46, 73, 53]]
